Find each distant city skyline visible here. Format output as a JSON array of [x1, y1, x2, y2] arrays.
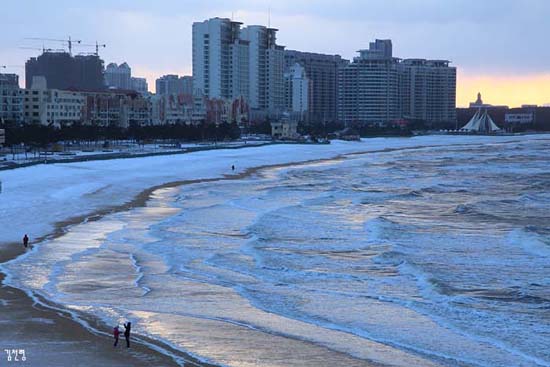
[[1, 0, 549, 107]]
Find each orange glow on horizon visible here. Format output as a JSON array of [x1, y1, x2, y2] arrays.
[[457, 72, 550, 108]]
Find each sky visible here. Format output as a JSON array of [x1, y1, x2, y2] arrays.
[[0, 0, 549, 107]]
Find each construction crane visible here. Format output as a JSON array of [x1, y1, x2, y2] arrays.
[[24, 36, 82, 55], [77, 41, 106, 56]]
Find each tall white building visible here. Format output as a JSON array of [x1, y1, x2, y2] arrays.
[[240, 25, 285, 114], [192, 18, 249, 100], [105, 62, 132, 90], [284, 63, 309, 120], [192, 18, 285, 118]]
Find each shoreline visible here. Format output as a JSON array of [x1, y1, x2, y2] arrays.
[[0, 153, 350, 367], [3, 135, 547, 366], [0, 140, 325, 172]]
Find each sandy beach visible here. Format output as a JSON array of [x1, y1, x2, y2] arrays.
[[0, 153, 350, 367], [1, 239, 219, 366]]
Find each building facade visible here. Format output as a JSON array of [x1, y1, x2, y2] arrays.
[[338, 39, 456, 126], [338, 40, 401, 125], [192, 18, 248, 100], [240, 25, 285, 114], [400, 59, 456, 125], [156, 75, 193, 96], [25, 51, 105, 91], [22, 77, 85, 127], [192, 18, 285, 119], [284, 50, 348, 124], [82, 89, 152, 128], [0, 73, 23, 124], [284, 63, 309, 121], [131, 77, 148, 93], [104, 62, 132, 90]]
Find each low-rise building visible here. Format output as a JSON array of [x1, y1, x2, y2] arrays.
[[82, 89, 152, 128], [0, 73, 23, 124], [22, 77, 85, 127], [271, 114, 299, 139], [80, 89, 153, 128]]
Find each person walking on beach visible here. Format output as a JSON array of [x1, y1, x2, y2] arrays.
[[232, 164, 235, 171], [123, 322, 131, 348], [113, 325, 120, 347], [22, 234, 29, 248]]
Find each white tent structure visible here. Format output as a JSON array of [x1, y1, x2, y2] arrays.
[[460, 109, 501, 133]]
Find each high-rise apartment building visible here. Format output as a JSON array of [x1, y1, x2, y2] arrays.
[[338, 39, 456, 126], [285, 51, 348, 123], [0, 73, 23, 123], [181, 76, 193, 95], [192, 17, 285, 117], [192, 18, 249, 100], [156, 75, 193, 96], [338, 40, 401, 125], [241, 25, 285, 113], [105, 62, 132, 90], [25, 51, 105, 91], [131, 77, 149, 93], [400, 59, 456, 125]]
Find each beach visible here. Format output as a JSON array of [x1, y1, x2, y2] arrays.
[[0, 140, 379, 366], [1, 135, 549, 366]]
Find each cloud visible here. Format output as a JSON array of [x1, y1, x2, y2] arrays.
[[1, 0, 548, 105]]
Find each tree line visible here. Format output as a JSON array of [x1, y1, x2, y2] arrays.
[[0, 121, 242, 147]]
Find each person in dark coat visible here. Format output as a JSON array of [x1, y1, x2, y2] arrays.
[[123, 322, 131, 348], [113, 326, 120, 347], [23, 234, 29, 248]]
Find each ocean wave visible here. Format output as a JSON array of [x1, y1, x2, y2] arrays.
[[508, 228, 550, 258]]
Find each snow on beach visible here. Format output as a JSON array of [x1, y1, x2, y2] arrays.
[[0, 135, 543, 246]]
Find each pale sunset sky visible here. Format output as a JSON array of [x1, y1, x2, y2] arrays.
[[1, 0, 549, 107]]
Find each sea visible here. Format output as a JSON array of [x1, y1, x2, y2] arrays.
[[3, 137, 550, 366]]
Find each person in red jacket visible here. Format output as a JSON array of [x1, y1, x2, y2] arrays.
[[23, 234, 29, 248], [113, 326, 120, 347]]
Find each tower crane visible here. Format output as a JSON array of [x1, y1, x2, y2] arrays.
[[77, 41, 107, 56], [24, 36, 82, 55]]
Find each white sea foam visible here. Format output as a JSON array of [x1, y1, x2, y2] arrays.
[[508, 228, 550, 257]]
